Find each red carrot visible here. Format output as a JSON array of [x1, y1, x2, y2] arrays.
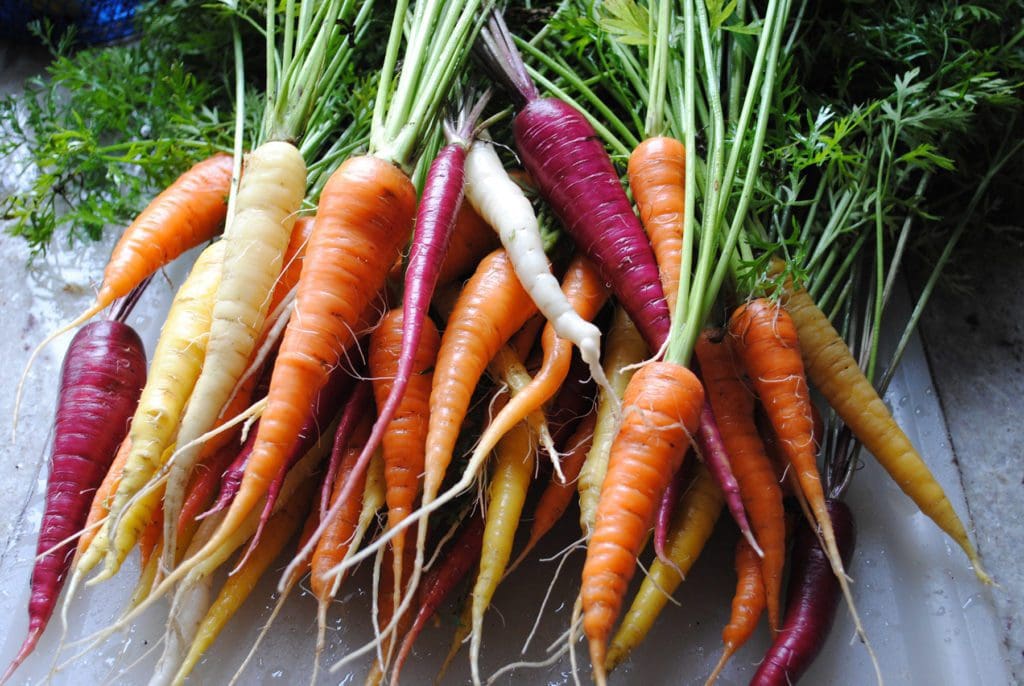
[[4, 301, 147, 682], [750, 500, 856, 686]]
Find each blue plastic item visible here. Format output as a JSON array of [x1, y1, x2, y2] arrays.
[[0, 0, 138, 45]]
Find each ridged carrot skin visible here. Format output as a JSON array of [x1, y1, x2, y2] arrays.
[[98, 154, 234, 311], [707, 537, 767, 685], [514, 98, 670, 350], [628, 136, 685, 311], [605, 464, 724, 672], [782, 281, 987, 581], [369, 308, 440, 591], [162, 140, 306, 571], [195, 155, 415, 566], [582, 362, 705, 677], [3, 321, 146, 682], [750, 500, 855, 686], [697, 331, 785, 631]]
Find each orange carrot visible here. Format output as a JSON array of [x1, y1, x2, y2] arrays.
[[582, 362, 704, 683], [267, 214, 315, 314], [436, 204, 500, 286], [138, 508, 162, 572], [179, 155, 414, 575], [369, 307, 440, 602], [628, 137, 685, 310], [706, 537, 767, 685], [696, 330, 785, 631], [729, 298, 875, 668]]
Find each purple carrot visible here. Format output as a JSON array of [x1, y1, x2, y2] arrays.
[[231, 359, 361, 570], [3, 295, 147, 683], [697, 401, 763, 558], [477, 12, 670, 351], [751, 499, 856, 686], [391, 513, 485, 686], [654, 456, 689, 568], [200, 428, 256, 520]]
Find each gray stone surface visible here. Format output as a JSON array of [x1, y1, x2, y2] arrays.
[[915, 237, 1024, 683]]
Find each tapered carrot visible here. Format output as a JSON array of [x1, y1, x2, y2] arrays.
[[605, 464, 723, 672], [469, 420, 536, 685], [582, 362, 705, 683], [578, 309, 649, 533], [628, 136, 685, 310], [729, 298, 877, 673], [175, 155, 414, 585], [706, 537, 767, 685], [780, 277, 988, 581], [696, 330, 785, 630], [369, 307, 440, 603], [16, 154, 234, 428]]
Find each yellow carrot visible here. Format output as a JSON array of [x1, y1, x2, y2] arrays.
[[171, 480, 311, 685], [469, 420, 536, 685], [781, 276, 989, 583], [605, 465, 723, 672]]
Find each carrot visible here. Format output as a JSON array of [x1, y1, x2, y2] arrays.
[[92, 240, 225, 581], [3, 310, 146, 683], [469, 420, 536, 685], [750, 499, 855, 686], [391, 514, 485, 685], [174, 154, 414, 588], [728, 298, 878, 677], [605, 464, 723, 672], [321, 249, 535, 586], [464, 136, 611, 398], [436, 204, 501, 287], [477, 12, 671, 351], [267, 214, 315, 313], [507, 410, 597, 574], [582, 361, 705, 683], [16, 154, 233, 428], [366, 545, 416, 686], [628, 136, 685, 310], [781, 277, 988, 581], [706, 537, 767, 685], [653, 458, 688, 567], [76, 436, 132, 559], [318, 380, 372, 518], [696, 330, 786, 630], [176, 440, 244, 561], [369, 307, 440, 605], [161, 140, 306, 571]]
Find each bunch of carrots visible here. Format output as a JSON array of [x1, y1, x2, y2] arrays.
[[2, 1, 997, 685]]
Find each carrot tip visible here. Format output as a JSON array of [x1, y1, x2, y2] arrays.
[[2, 627, 43, 685], [589, 638, 608, 686]]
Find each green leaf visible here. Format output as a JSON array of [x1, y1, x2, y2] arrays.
[[598, 0, 650, 46]]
